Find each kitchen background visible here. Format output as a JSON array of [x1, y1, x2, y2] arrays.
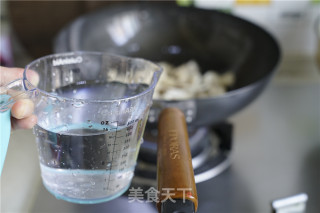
[[1, 0, 319, 213]]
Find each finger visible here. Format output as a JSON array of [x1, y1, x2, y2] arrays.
[[0, 67, 23, 86], [11, 114, 37, 130], [11, 99, 34, 119], [25, 68, 40, 86], [0, 66, 39, 86]]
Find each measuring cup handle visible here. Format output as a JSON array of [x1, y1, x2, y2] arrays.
[[157, 108, 198, 213], [0, 95, 12, 175]]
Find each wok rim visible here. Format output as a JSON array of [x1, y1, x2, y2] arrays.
[[54, 3, 281, 104]]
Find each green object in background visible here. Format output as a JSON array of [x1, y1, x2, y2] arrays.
[[176, 0, 232, 14], [312, 0, 320, 3], [219, 9, 233, 14], [176, 0, 193, 7]]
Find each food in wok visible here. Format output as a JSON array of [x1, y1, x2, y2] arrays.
[[154, 61, 234, 100]]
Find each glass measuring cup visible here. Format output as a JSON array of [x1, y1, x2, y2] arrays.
[[0, 52, 162, 204]]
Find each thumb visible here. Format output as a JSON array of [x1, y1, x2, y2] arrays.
[[0, 66, 39, 86]]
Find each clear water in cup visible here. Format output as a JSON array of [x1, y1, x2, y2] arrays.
[[34, 81, 149, 203]]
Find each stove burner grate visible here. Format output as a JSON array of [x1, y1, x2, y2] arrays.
[[133, 123, 233, 185]]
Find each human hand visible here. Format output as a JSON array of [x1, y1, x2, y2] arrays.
[[0, 66, 39, 130]]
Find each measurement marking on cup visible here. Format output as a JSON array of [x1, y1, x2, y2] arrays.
[[106, 121, 119, 191]]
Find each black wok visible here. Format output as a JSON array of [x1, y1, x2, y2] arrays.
[[54, 3, 280, 127]]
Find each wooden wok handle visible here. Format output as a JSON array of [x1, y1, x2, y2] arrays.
[[157, 108, 198, 213]]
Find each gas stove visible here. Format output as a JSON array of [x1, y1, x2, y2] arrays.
[[133, 123, 233, 187]]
